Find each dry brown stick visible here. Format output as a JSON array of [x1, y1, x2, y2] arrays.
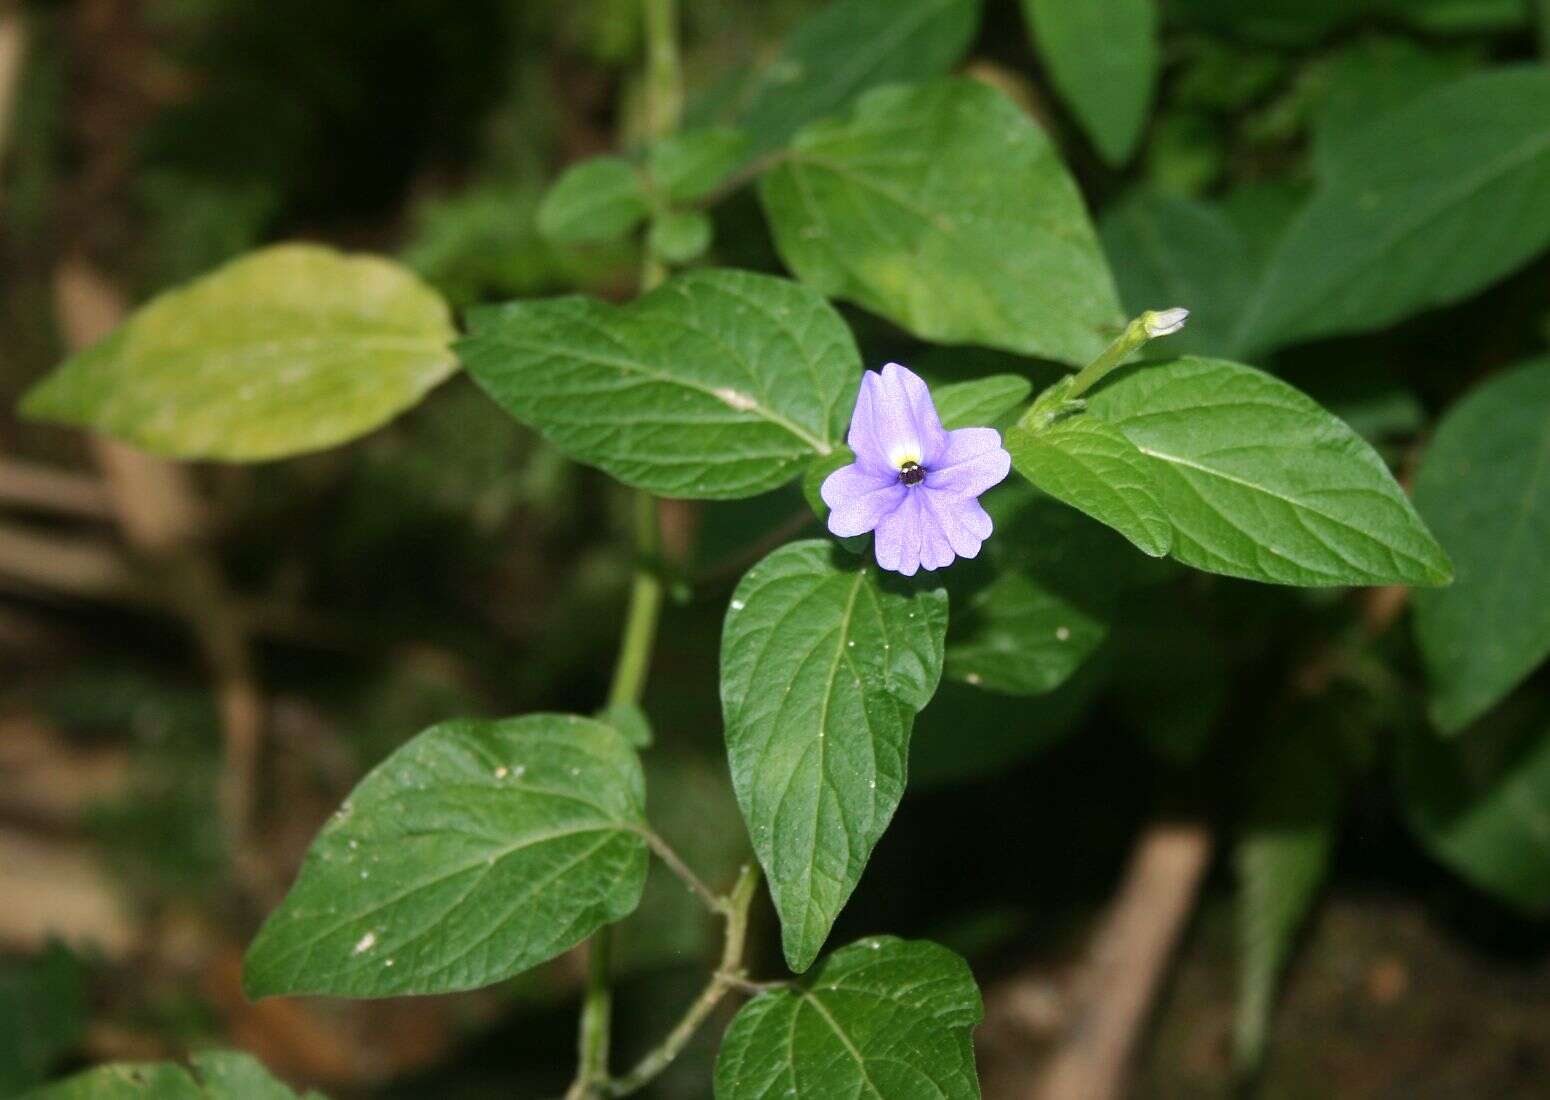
[[0, 457, 115, 519], [0, 1, 25, 182], [51, 258, 266, 893], [1035, 822, 1214, 1100]]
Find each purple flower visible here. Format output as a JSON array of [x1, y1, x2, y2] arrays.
[[821, 362, 1011, 576]]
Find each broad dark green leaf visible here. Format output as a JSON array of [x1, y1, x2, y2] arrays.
[[933, 374, 1033, 430], [27, 1051, 323, 1100], [0, 945, 84, 1095], [722, 541, 947, 971], [536, 157, 649, 244], [734, 0, 980, 156], [1022, 0, 1158, 165], [1310, 36, 1473, 183], [761, 78, 1124, 366], [714, 937, 982, 1099], [943, 481, 1172, 701], [1006, 418, 1173, 558], [1234, 722, 1344, 1073], [459, 270, 858, 499], [647, 127, 751, 202], [1086, 357, 1452, 587], [20, 245, 458, 461], [1099, 189, 1254, 357], [1414, 359, 1550, 733], [1398, 710, 1550, 916], [943, 569, 1105, 695], [1172, 0, 1523, 43], [244, 715, 647, 998], [1237, 68, 1550, 353]]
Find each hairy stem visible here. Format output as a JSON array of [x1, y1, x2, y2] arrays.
[[604, 864, 762, 1097]]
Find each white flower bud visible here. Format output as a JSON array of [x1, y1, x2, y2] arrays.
[[1142, 307, 1190, 338]]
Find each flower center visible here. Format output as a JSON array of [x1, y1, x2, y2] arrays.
[[898, 460, 926, 486]]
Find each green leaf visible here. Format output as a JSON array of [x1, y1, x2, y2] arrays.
[[943, 569, 1105, 695], [536, 157, 649, 244], [595, 700, 653, 749], [722, 541, 947, 971], [1099, 189, 1255, 357], [0, 944, 85, 1095], [733, 0, 981, 156], [1414, 358, 1550, 733], [943, 481, 1168, 698], [933, 375, 1033, 430], [459, 269, 858, 499], [243, 715, 648, 998], [1398, 710, 1550, 916], [647, 209, 713, 264], [1237, 67, 1550, 353], [26, 1051, 322, 1100], [760, 78, 1124, 366], [1006, 417, 1173, 558], [1022, 0, 1159, 165], [1309, 36, 1473, 184], [646, 126, 750, 202], [1234, 721, 1344, 1073], [714, 937, 983, 1099], [19, 244, 457, 461], [1085, 357, 1452, 587]]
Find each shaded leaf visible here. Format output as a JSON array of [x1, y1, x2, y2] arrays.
[[1086, 357, 1452, 587], [1234, 721, 1345, 1073], [460, 270, 857, 499], [647, 127, 751, 202], [1414, 359, 1550, 733], [943, 569, 1105, 695], [1099, 188, 1254, 357], [647, 209, 713, 264], [714, 937, 982, 1099], [27, 1051, 323, 1099], [536, 157, 648, 245], [761, 78, 1123, 366], [0, 945, 85, 1095], [244, 715, 647, 998], [1398, 709, 1550, 916], [1237, 67, 1550, 353], [733, 0, 981, 156], [722, 541, 947, 971], [1022, 0, 1158, 165], [20, 245, 457, 461]]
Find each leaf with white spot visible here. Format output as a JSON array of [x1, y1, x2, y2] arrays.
[[459, 270, 858, 499], [243, 715, 647, 998]]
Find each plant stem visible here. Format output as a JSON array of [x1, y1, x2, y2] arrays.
[[1064, 309, 1187, 402], [606, 491, 664, 709], [638, 826, 726, 916], [604, 864, 762, 1097], [642, 0, 682, 142], [566, 930, 614, 1100]]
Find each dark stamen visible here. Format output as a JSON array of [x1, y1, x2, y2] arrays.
[[899, 461, 925, 486]]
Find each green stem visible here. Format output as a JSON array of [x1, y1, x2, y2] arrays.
[[606, 491, 663, 709], [1019, 308, 1188, 432], [642, 0, 682, 141], [566, 931, 614, 1100], [603, 865, 762, 1097]]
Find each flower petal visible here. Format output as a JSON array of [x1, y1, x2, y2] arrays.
[[844, 371, 895, 475], [879, 362, 947, 466], [874, 491, 924, 576], [922, 489, 993, 560], [821, 462, 906, 538], [926, 427, 1011, 498]]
